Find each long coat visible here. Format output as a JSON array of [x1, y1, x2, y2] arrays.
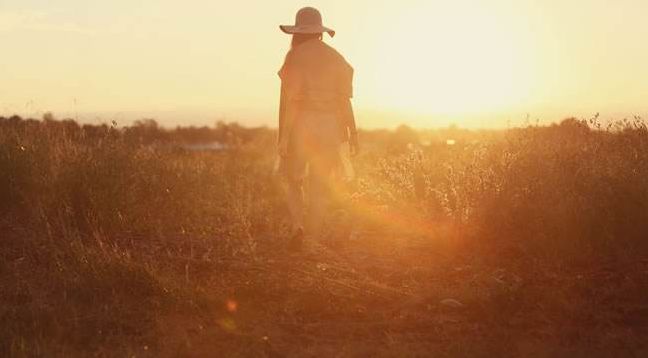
[[277, 39, 357, 154]]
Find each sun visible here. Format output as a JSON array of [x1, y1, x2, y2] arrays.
[[362, 1, 535, 118]]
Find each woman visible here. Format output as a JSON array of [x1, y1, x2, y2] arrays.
[[278, 7, 359, 250]]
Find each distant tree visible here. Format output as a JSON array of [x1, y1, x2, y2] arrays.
[[43, 112, 55, 122], [558, 117, 588, 129], [132, 119, 160, 129], [124, 119, 168, 144], [555, 117, 590, 137]]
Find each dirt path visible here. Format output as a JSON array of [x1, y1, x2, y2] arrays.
[[154, 235, 648, 357]]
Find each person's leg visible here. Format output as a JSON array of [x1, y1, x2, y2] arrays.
[[284, 122, 308, 249], [285, 177, 304, 233], [306, 150, 336, 240]]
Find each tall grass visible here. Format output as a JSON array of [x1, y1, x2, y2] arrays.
[[2, 115, 647, 356], [361, 117, 648, 259], [0, 116, 282, 356]]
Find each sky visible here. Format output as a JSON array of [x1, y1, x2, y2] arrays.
[[1, 0, 647, 128]]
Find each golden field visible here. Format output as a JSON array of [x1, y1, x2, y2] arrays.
[[1, 115, 647, 357]]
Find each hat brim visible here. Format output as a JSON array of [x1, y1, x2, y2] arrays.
[[279, 25, 335, 37]]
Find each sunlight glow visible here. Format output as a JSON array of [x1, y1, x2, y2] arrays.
[[2, 0, 648, 127], [364, 1, 535, 118]]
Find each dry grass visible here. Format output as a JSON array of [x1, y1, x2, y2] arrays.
[[1, 115, 647, 357]]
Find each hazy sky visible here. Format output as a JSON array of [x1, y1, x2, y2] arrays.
[[1, 0, 647, 128]]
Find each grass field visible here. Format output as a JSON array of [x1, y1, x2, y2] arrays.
[[1, 115, 648, 357]]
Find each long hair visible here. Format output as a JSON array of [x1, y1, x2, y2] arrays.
[[291, 33, 322, 49]]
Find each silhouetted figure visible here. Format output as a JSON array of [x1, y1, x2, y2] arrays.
[[277, 7, 358, 250]]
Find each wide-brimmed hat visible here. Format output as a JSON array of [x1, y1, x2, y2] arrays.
[[280, 7, 335, 37]]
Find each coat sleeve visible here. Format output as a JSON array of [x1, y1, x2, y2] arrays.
[[344, 64, 354, 99], [277, 53, 299, 150], [338, 64, 357, 143], [278, 86, 287, 145], [277, 55, 290, 145]]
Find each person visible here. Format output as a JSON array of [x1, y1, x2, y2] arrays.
[[277, 7, 359, 250]]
